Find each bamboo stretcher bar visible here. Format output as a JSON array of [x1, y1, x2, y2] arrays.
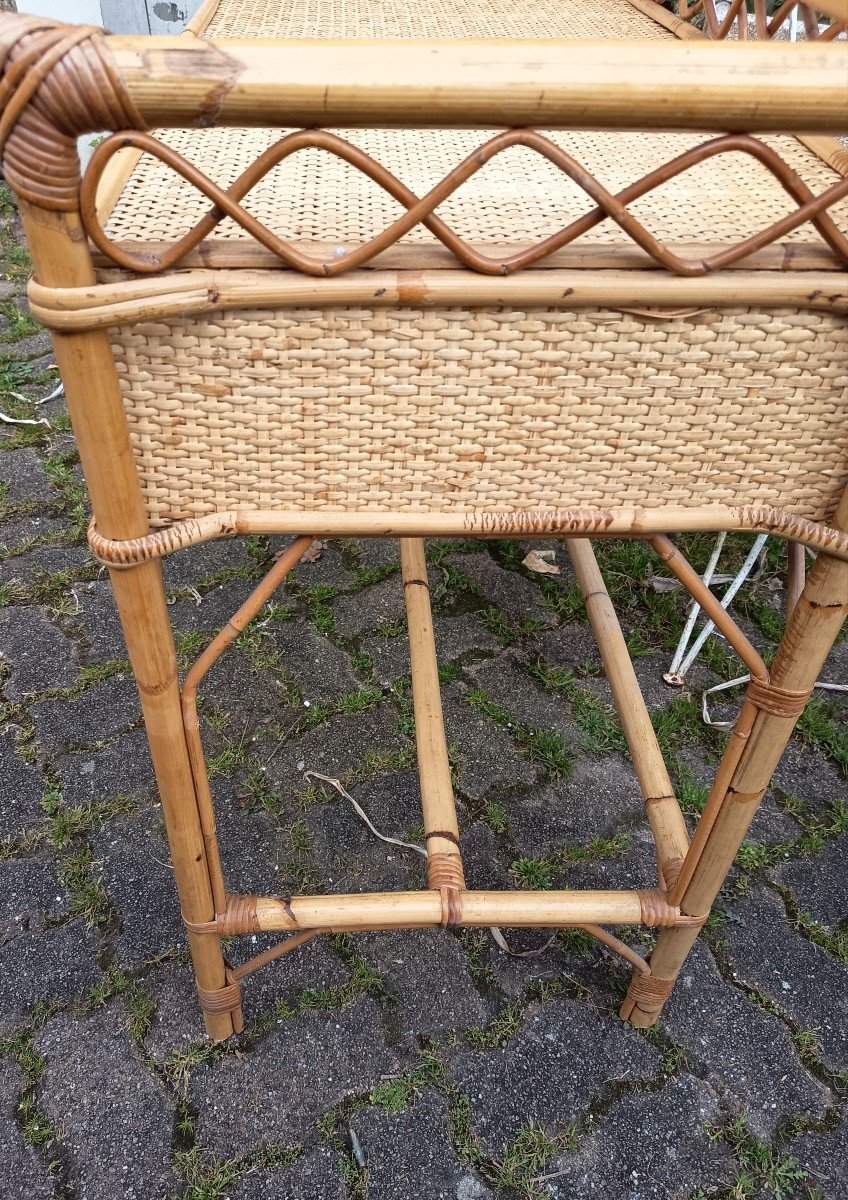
[[567, 540, 689, 888], [250, 890, 647, 930], [104, 38, 848, 133], [88, 508, 848, 566], [400, 539, 465, 905], [181, 536, 314, 914], [27, 269, 848, 332]]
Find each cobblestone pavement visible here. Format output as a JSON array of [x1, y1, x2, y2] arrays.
[[1, 196, 847, 1200]]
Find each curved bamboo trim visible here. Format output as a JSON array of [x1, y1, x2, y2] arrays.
[[100, 36, 848, 133], [28, 268, 848, 331], [87, 507, 848, 566], [79, 129, 848, 279]]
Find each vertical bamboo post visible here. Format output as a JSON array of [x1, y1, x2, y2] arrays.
[[622, 493, 848, 1027], [18, 201, 237, 1041], [567, 540, 690, 886], [400, 538, 465, 901]]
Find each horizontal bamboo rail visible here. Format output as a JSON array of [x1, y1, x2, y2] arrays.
[[249, 890, 648, 930], [104, 38, 848, 132], [28, 269, 848, 331], [90, 240, 847, 275], [88, 508, 848, 567], [622, 0, 848, 179]]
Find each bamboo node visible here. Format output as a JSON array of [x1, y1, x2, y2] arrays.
[[746, 677, 812, 719], [425, 830, 461, 848], [637, 888, 706, 928]]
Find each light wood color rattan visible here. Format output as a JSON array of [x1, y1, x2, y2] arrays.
[[0, 0, 846, 1041]]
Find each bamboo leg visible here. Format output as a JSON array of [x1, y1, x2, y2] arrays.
[[109, 559, 242, 1038], [400, 538, 465, 918], [17, 203, 236, 1042], [567, 540, 690, 887], [622, 504, 848, 1026]]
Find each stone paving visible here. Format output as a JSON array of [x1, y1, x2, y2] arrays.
[[1, 197, 847, 1200]]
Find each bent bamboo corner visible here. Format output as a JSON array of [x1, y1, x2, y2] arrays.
[[0, 2, 847, 1041]]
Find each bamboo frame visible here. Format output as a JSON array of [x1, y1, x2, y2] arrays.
[[567, 540, 689, 890], [622, 0, 848, 178], [8, 207, 237, 1042], [401, 539, 465, 915], [98, 37, 848, 132], [673, 0, 848, 42], [93, 0, 223, 226], [86, 508, 848, 567], [1, 9, 846, 1041]]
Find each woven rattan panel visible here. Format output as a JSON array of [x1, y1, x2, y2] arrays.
[[110, 307, 848, 527], [203, 0, 668, 38]]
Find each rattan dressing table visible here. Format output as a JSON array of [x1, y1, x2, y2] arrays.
[[0, 0, 846, 1042]]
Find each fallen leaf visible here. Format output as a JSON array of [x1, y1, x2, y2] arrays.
[[649, 572, 736, 594], [274, 539, 327, 564], [522, 549, 560, 576], [302, 540, 328, 563], [649, 576, 681, 594]]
